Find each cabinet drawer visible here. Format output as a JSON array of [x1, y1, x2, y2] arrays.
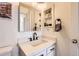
[[32, 49, 46, 56], [46, 45, 55, 54]]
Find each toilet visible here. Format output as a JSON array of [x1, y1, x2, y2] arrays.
[[0, 46, 13, 56]]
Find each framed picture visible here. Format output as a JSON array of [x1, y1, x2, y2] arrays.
[[0, 2, 11, 19]]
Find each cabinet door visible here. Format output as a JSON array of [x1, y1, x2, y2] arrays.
[[46, 45, 55, 54], [47, 51, 55, 56]]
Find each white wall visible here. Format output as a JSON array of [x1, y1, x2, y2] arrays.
[[54, 2, 72, 56]]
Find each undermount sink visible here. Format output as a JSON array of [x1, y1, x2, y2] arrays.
[[29, 40, 48, 47]]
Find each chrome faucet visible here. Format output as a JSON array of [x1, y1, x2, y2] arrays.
[[33, 32, 38, 40], [29, 32, 38, 41]]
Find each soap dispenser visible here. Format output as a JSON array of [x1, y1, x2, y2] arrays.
[[55, 18, 62, 32]]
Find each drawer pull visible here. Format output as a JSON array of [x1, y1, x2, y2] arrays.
[[50, 48, 55, 51], [40, 54, 44, 56]]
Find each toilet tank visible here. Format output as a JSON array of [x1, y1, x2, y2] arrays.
[[0, 46, 13, 56]]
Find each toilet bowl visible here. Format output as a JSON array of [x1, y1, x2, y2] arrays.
[[0, 46, 13, 56]]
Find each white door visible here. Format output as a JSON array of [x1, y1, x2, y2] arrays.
[[69, 2, 79, 56]]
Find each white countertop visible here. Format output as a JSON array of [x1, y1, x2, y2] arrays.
[[18, 37, 56, 55]]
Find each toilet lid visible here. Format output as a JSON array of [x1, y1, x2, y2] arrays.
[[0, 46, 13, 54]]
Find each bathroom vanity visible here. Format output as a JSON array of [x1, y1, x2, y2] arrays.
[[18, 37, 56, 56]]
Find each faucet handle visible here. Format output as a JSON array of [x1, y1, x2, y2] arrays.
[[28, 37, 32, 41], [36, 37, 38, 40]]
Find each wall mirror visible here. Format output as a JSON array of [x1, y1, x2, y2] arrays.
[[18, 3, 42, 32]]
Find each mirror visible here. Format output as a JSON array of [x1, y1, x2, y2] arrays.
[[18, 3, 41, 32], [18, 3, 30, 32]]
